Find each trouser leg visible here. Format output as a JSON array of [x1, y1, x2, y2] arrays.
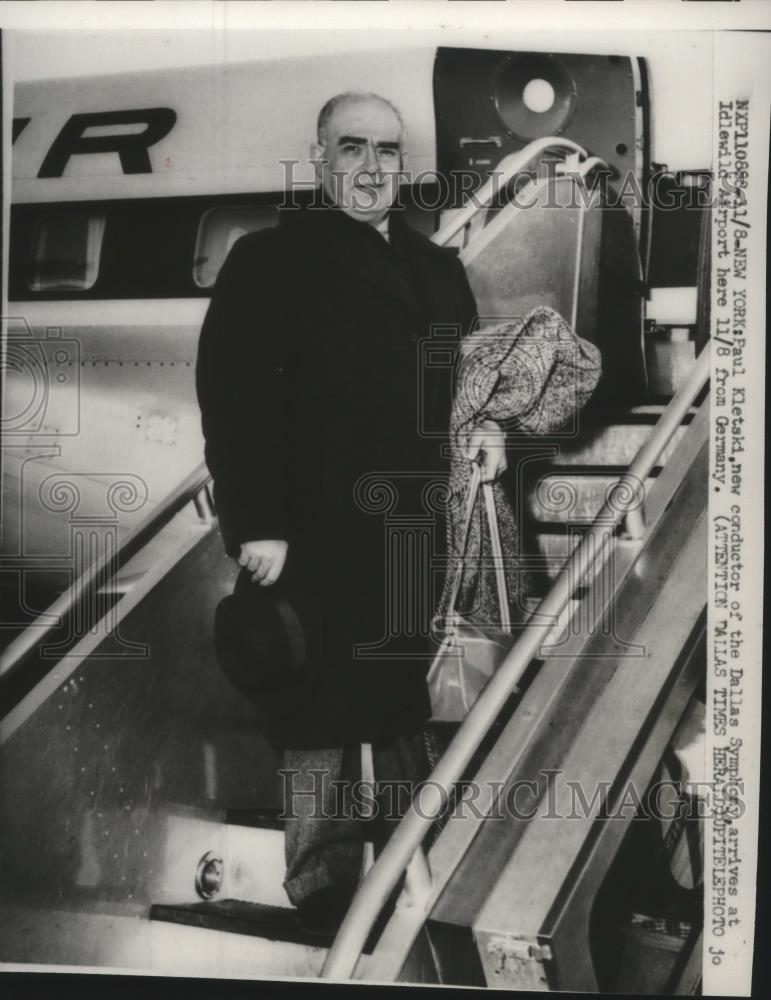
[[371, 731, 431, 850], [281, 732, 430, 907], [282, 745, 364, 907]]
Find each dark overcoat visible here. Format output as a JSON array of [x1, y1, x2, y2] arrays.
[[196, 203, 477, 749]]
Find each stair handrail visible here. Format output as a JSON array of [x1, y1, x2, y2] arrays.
[[431, 137, 592, 248], [321, 345, 710, 980], [0, 463, 213, 684]]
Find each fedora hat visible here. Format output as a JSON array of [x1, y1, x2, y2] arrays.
[[214, 568, 310, 700]]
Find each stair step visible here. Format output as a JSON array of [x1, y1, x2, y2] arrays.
[[534, 530, 624, 580], [628, 404, 697, 420], [225, 806, 378, 833], [220, 815, 378, 910], [158, 806, 379, 911], [150, 898, 384, 954], [222, 823, 289, 907], [645, 336, 697, 397], [148, 904, 330, 979], [539, 421, 687, 468], [148, 805, 290, 908], [528, 474, 654, 524], [225, 807, 285, 831], [0, 901, 331, 979], [534, 532, 581, 579], [151, 899, 334, 949]]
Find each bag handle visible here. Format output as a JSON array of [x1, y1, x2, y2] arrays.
[[445, 462, 511, 632], [483, 476, 511, 631], [444, 461, 482, 620]]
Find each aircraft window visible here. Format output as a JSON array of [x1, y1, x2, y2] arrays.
[[28, 213, 106, 292], [193, 206, 279, 288]]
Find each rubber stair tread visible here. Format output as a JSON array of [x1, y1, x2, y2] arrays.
[[150, 898, 383, 952], [224, 807, 285, 830], [225, 807, 378, 834]]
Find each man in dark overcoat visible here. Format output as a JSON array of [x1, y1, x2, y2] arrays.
[[196, 91, 506, 932]]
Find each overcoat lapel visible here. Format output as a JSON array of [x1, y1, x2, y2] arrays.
[[389, 214, 464, 438], [299, 205, 425, 319], [390, 214, 458, 330]]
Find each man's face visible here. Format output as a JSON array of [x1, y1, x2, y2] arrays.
[[312, 98, 404, 226]]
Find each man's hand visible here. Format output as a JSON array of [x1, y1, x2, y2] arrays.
[[239, 540, 288, 586], [463, 418, 507, 483]]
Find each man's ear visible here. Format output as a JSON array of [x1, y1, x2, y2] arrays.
[[309, 141, 326, 183]]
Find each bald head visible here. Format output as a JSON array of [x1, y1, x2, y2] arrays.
[[316, 91, 405, 146], [311, 92, 406, 226]]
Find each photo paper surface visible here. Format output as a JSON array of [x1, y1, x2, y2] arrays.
[[0, 3, 767, 995]]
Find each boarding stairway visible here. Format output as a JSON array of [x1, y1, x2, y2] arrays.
[[0, 141, 708, 991]]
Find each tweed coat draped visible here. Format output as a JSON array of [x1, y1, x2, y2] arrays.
[[196, 204, 477, 749], [437, 307, 602, 632]]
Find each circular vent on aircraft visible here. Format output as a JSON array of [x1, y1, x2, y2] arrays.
[[492, 54, 577, 141]]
